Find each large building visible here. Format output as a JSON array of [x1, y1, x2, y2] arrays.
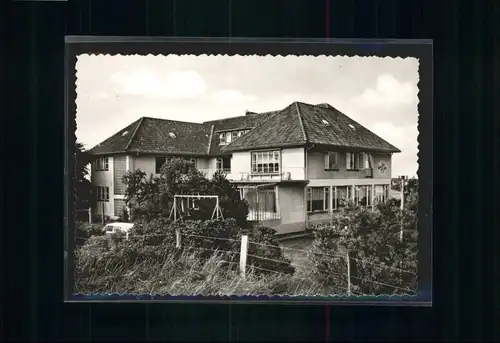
[[88, 101, 400, 234]]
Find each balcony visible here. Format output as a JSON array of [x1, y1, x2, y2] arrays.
[[237, 166, 306, 182], [198, 168, 234, 180]]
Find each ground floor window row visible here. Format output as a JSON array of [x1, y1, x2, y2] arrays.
[[306, 185, 389, 213]]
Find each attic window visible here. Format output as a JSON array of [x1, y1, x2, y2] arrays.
[[121, 131, 129, 136], [322, 119, 330, 125], [219, 132, 226, 145], [348, 124, 355, 130], [169, 132, 177, 139]]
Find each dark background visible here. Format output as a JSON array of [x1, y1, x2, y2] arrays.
[[4, 0, 499, 341]]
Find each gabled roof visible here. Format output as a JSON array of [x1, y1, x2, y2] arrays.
[[221, 102, 401, 153], [88, 117, 211, 156], [218, 103, 308, 152], [204, 111, 277, 155], [88, 102, 400, 157]]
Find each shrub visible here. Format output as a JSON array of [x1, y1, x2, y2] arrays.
[[74, 218, 296, 294], [75, 236, 317, 296], [247, 225, 295, 275], [75, 221, 105, 239], [309, 201, 418, 295], [122, 163, 250, 229], [129, 217, 294, 275]]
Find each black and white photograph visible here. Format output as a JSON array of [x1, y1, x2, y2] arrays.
[[70, 47, 427, 299]]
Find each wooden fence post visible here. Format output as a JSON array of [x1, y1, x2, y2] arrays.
[[88, 207, 92, 224], [239, 235, 248, 278], [346, 251, 358, 295], [175, 229, 181, 248]]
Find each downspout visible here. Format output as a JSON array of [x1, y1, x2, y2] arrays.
[[304, 144, 315, 230]]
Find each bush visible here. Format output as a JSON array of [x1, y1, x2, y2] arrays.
[[309, 201, 418, 295], [75, 221, 105, 239], [74, 218, 297, 295], [129, 217, 294, 275], [247, 226, 295, 275], [122, 163, 250, 229], [74, 235, 317, 296]]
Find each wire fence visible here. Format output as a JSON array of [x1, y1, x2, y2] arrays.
[[75, 229, 417, 295]]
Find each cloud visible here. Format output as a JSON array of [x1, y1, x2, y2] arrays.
[[351, 74, 418, 108], [109, 70, 207, 99], [210, 89, 257, 104], [370, 122, 418, 150]]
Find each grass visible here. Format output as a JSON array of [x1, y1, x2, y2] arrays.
[[75, 245, 333, 296]]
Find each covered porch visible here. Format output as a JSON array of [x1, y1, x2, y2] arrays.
[[306, 179, 391, 226], [234, 180, 308, 235]]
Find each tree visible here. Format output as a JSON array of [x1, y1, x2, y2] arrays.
[[122, 158, 250, 228], [122, 170, 161, 221], [403, 177, 418, 200], [309, 201, 418, 295], [74, 142, 95, 210]]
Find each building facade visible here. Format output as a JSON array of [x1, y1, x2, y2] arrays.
[[88, 102, 400, 234]]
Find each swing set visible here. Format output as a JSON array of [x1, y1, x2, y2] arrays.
[[168, 194, 224, 221]]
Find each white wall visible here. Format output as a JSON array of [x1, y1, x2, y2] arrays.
[[133, 155, 156, 177], [230, 148, 305, 181], [282, 147, 305, 179], [231, 151, 251, 178]]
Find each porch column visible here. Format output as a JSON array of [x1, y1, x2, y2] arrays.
[[275, 185, 280, 216], [351, 185, 355, 202], [329, 185, 333, 214], [371, 184, 375, 211]]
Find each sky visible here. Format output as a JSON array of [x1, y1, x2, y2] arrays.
[[76, 54, 420, 178]]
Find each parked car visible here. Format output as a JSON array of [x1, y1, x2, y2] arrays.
[[103, 222, 134, 240]]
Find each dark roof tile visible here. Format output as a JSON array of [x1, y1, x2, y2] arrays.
[[222, 102, 401, 153], [87, 118, 142, 155], [88, 102, 400, 156], [221, 104, 307, 152], [299, 102, 400, 152], [204, 111, 276, 155]]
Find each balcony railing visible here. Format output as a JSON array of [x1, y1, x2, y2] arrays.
[[198, 168, 232, 179], [198, 167, 306, 182]]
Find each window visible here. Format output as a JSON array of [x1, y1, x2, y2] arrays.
[[346, 152, 356, 170], [237, 130, 244, 138], [354, 186, 361, 204], [219, 132, 226, 145], [374, 185, 387, 203], [216, 157, 231, 172], [307, 187, 329, 212], [251, 150, 280, 174], [324, 151, 339, 169], [239, 186, 278, 220], [335, 186, 350, 208], [231, 131, 238, 142], [361, 153, 372, 169], [346, 152, 372, 170], [365, 186, 373, 206], [96, 186, 109, 202], [155, 156, 171, 174], [94, 157, 109, 171], [225, 132, 232, 144]]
